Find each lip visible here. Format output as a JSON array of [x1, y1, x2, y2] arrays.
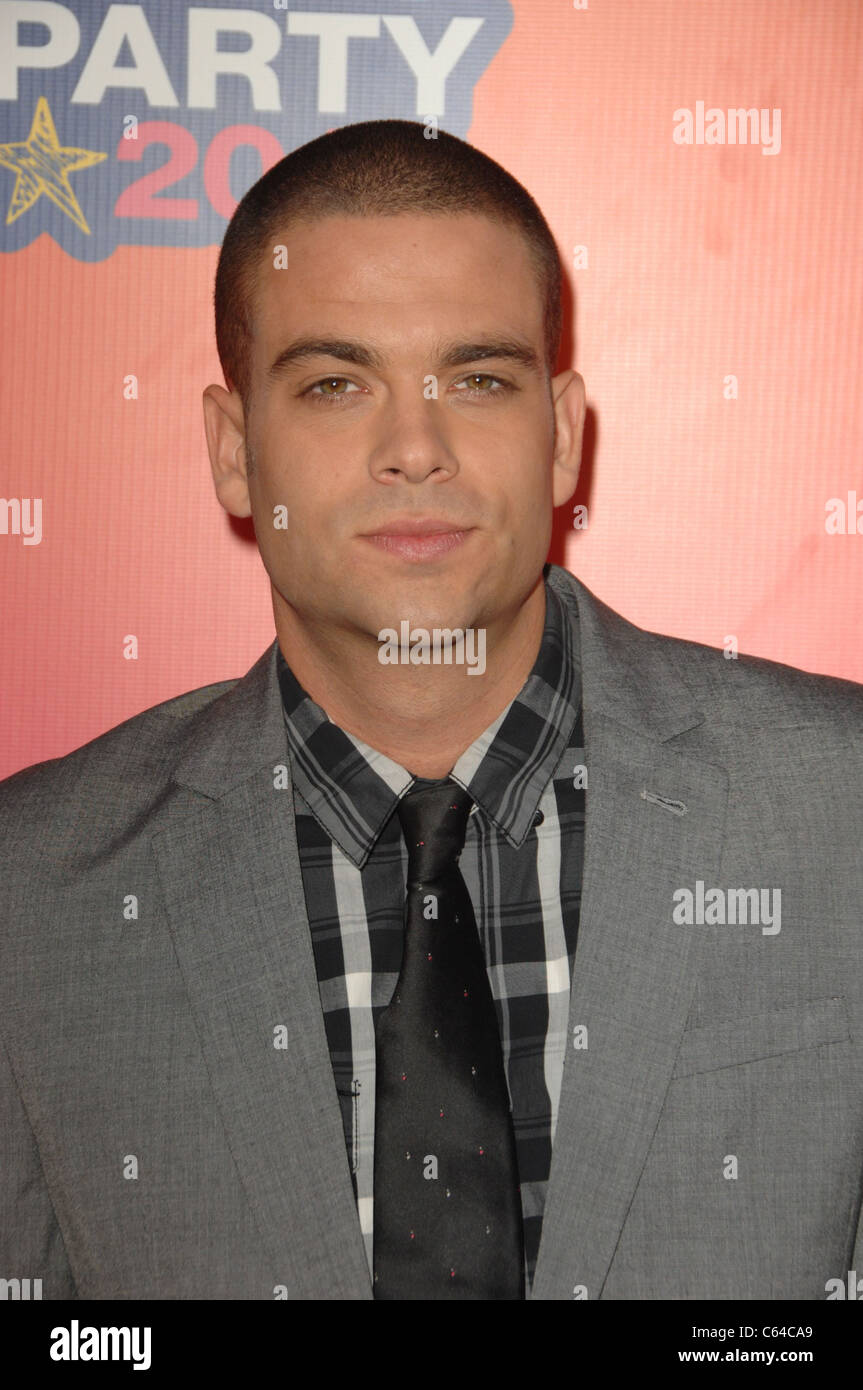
[[360, 523, 474, 562], [362, 518, 469, 537]]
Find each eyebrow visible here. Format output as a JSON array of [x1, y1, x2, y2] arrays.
[[266, 335, 542, 379]]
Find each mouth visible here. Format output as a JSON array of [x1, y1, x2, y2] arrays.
[[359, 518, 474, 562]]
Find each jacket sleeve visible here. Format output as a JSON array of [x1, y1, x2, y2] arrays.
[[0, 1027, 77, 1299]]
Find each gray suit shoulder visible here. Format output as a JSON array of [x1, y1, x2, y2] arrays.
[[665, 628, 863, 721], [0, 674, 240, 844], [553, 564, 863, 733]]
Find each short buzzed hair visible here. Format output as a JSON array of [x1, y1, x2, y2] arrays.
[[214, 119, 563, 408]]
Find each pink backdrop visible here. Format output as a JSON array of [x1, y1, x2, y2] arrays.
[[2, 0, 861, 779]]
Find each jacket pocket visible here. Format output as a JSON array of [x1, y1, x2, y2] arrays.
[[671, 995, 851, 1078]]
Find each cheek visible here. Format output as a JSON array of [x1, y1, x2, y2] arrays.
[[252, 459, 344, 550], [497, 437, 551, 497], [496, 402, 552, 459]]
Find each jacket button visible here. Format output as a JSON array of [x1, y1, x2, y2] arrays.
[[533, 810, 544, 827]]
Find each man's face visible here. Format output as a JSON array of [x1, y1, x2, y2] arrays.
[[206, 211, 583, 645]]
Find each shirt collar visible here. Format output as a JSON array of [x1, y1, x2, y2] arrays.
[[276, 570, 581, 867]]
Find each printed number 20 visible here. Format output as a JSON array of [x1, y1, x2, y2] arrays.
[[114, 122, 283, 221]]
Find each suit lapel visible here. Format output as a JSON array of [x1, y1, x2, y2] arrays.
[[152, 643, 372, 1299], [531, 570, 730, 1298]]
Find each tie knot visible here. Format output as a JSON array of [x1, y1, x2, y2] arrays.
[[396, 778, 473, 883]]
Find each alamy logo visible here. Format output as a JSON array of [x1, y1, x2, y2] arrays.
[[825, 1271, 863, 1299], [673, 102, 781, 155], [672, 880, 781, 935], [0, 1276, 42, 1299], [378, 622, 486, 675], [50, 1320, 152, 1371], [0, 497, 42, 545]]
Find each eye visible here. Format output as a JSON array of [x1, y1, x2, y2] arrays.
[[304, 376, 361, 403], [453, 373, 510, 395]]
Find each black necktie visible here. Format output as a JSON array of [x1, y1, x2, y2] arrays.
[[372, 777, 525, 1299]]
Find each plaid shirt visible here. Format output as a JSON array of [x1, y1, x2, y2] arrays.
[[277, 566, 585, 1293]]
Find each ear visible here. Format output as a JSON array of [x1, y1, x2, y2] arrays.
[[202, 383, 252, 519], [549, 370, 586, 509]]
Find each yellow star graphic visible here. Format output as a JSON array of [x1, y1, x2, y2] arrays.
[[0, 96, 107, 235]]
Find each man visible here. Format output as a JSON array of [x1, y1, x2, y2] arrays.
[[1, 119, 862, 1301]]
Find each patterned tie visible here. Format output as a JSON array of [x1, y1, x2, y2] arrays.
[[372, 777, 525, 1299]]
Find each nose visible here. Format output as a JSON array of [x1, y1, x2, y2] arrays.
[[367, 384, 459, 484]]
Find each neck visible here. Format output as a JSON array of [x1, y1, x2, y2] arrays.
[[273, 577, 547, 779]]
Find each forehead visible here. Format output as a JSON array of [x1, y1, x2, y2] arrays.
[[248, 211, 544, 356]]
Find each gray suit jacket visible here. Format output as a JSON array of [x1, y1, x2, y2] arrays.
[[2, 564, 862, 1300]]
